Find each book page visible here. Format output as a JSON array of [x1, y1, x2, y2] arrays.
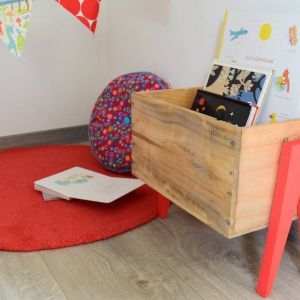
[[42, 192, 61, 201], [218, 11, 300, 123], [34, 167, 144, 203]]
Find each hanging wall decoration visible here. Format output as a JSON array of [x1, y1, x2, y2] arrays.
[[0, 0, 101, 59], [0, 0, 34, 59], [55, 0, 101, 33]]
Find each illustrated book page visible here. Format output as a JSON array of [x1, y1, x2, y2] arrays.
[[203, 58, 273, 124], [34, 167, 144, 203], [218, 11, 300, 123]]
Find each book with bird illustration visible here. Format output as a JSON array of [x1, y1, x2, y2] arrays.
[[217, 11, 300, 123]]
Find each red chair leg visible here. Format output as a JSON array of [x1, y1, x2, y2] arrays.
[[256, 141, 300, 298], [298, 201, 300, 242], [157, 194, 171, 219]]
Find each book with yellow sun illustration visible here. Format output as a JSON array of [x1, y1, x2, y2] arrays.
[[204, 59, 273, 124]]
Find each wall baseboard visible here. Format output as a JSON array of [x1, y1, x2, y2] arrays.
[[0, 125, 89, 150]]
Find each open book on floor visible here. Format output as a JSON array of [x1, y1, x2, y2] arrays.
[[34, 167, 144, 203]]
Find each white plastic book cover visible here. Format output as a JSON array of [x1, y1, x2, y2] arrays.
[[218, 11, 300, 123], [34, 167, 144, 203]]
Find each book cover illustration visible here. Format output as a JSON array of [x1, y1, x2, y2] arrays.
[[289, 25, 298, 47], [55, 173, 94, 186], [205, 63, 266, 105], [218, 11, 300, 123], [191, 90, 257, 127], [274, 69, 290, 93], [204, 59, 273, 124], [34, 167, 144, 203], [230, 27, 248, 41]]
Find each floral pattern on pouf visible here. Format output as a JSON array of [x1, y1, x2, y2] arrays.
[[89, 72, 170, 173]]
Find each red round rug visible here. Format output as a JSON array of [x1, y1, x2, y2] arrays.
[[0, 145, 158, 252]]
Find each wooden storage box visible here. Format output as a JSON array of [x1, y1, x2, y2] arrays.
[[131, 87, 300, 238]]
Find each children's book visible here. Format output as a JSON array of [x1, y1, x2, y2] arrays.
[[204, 58, 273, 124], [217, 11, 300, 123], [191, 89, 258, 127], [34, 167, 144, 203]]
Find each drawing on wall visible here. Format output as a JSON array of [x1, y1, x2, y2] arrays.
[[230, 27, 248, 41], [259, 23, 272, 41], [289, 25, 298, 46], [0, 0, 34, 59], [274, 69, 290, 93]]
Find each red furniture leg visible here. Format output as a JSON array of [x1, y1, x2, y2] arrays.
[[157, 194, 171, 218], [298, 200, 300, 243], [256, 140, 300, 298]]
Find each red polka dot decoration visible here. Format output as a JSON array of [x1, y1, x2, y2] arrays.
[[89, 72, 170, 173], [56, 0, 100, 33]]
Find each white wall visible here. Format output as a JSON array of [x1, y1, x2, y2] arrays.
[[0, 0, 108, 137], [107, 0, 300, 88], [2, 0, 300, 137]]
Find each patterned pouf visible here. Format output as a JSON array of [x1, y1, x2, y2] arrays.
[[89, 72, 170, 173]]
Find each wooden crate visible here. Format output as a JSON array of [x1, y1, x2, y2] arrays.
[[131, 87, 300, 238]]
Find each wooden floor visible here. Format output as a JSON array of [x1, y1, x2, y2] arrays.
[[0, 204, 299, 300]]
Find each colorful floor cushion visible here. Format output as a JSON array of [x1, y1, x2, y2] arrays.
[[89, 72, 170, 173]]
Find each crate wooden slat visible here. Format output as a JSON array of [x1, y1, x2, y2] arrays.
[[234, 121, 300, 236], [132, 88, 300, 238]]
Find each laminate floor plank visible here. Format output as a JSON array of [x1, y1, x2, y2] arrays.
[[1, 204, 299, 299], [116, 207, 260, 300], [90, 227, 232, 300], [88, 234, 207, 300], [130, 205, 300, 300], [0, 251, 66, 300], [40, 236, 202, 300]]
